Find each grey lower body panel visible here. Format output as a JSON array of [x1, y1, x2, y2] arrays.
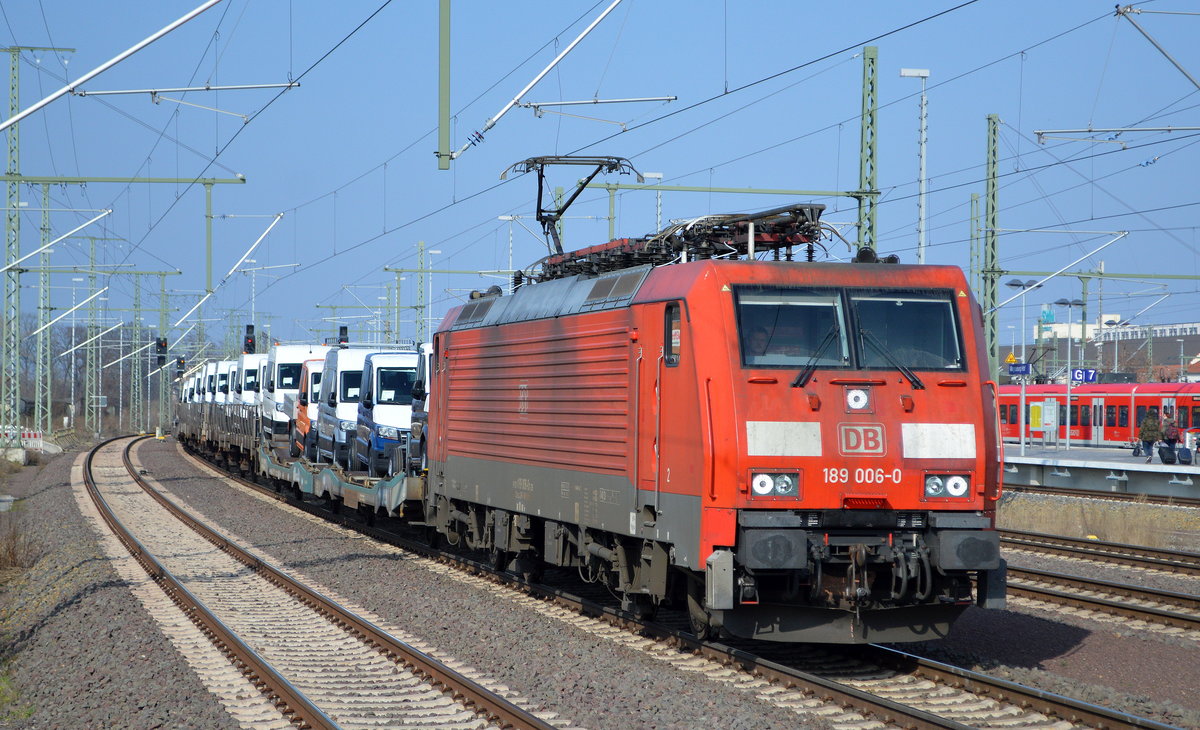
[[434, 454, 703, 566]]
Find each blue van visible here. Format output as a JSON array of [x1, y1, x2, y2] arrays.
[[353, 350, 420, 476]]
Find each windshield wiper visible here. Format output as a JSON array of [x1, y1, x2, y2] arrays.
[[792, 325, 840, 388], [859, 329, 925, 390]]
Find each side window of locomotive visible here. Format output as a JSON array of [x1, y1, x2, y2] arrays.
[[850, 289, 964, 371], [735, 286, 848, 368], [665, 302, 682, 367]]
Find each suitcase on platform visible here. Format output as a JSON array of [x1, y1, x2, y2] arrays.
[[1177, 447, 1193, 465], [1158, 446, 1177, 465]]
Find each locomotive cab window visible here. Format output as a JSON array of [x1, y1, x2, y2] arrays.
[[850, 289, 964, 371], [735, 286, 848, 368], [664, 302, 682, 367]]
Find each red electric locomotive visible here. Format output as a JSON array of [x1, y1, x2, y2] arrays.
[[419, 203, 1005, 643]]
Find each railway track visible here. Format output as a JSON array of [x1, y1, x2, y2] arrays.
[[176, 440, 1179, 730], [1004, 484, 1200, 508], [86, 436, 557, 730], [1001, 529, 1200, 577], [1006, 565, 1200, 636]]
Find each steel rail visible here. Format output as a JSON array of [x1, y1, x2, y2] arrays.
[[1007, 565, 1200, 631], [179, 442, 1179, 730], [1000, 528, 1200, 576], [1004, 484, 1200, 508], [84, 436, 337, 730], [131, 438, 553, 730]]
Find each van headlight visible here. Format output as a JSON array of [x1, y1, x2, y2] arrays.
[[339, 420, 355, 432], [925, 474, 970, 498], [274, 402, 286, 412], [750, 472, 799, 497], [378, 426, 398, 439]]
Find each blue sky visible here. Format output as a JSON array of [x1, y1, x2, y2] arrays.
[[4, 1, 1199, 353]]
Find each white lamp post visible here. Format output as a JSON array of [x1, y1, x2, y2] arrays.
[[1006, 278, 1040, 455], [643, 172, 664, 230], [900, 67, 930, 264], [428, 249, 442, 337], [1055, 298, 1084, 451]]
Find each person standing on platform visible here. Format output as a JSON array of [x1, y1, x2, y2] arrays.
[[1138, 412, 1163, 464], [1164, 419, 1181, 455]]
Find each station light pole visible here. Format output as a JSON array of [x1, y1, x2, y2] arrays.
[[643, 172, 664, 230], [1178, 338, 1185, 381], [1055, 298, 1083, 451], [1006, 278, 1040, 455]]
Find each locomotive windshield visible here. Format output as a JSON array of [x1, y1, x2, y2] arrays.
[[850, 289, 963, 370], [736, 287, 849, 367], [735, 285, 964, 371]]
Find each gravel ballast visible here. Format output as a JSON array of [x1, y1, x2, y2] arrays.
[[3, 439, 1199, 728]]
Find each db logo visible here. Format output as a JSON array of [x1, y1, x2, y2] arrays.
[[839, 424, 886, 456]]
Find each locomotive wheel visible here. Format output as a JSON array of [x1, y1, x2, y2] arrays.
[[686, 588, 711, 640], [622, 594, 657, 621], [514, 554, 543, 584], [489, 547, 511, 572]]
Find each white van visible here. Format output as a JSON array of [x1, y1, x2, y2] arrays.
[[235, 353, 268, 407], [353, 350, 420, 476], [214, 360, 237, 405], [202, 362, 218, 404], [315, 346, 395, 467], [261, 344, 331, 444]]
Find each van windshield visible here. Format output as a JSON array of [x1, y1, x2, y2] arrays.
[[341, 371, 363, 402], [278, 363, 302, 389], [376, 367, 417, 404]]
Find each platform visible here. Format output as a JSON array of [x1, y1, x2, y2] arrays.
[[1003, 442, 1199, 499]]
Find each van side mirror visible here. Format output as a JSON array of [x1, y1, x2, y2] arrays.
[[267, 380, 275, 393], [411, 380, 425, 402], [299, 393, 307, 406], [362, 396, 373, 409]]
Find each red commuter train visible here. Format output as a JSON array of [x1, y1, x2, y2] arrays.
[[998, 382, 1200, 447], [419, 204, 1005, 644]]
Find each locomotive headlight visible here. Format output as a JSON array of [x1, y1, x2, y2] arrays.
[[751, 472, 801, 497], [945, 475, 970, 497], [773, 473, 797, 496], [846, 388, 870, 410], [751, 473, 775, 495], [924, 475, 945, 497]]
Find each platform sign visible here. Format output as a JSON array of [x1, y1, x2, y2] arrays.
[[1008, 363, 1031, 376], [1071, 368, 1097, 383]]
